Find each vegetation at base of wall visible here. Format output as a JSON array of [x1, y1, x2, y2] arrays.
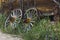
[[0, 14, 60, 40]]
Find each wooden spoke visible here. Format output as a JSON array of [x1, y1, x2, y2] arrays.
[[5, 9, 22, 29], [21, 8, 38, 32]]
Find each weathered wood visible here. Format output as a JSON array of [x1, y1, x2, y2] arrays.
[[53, 5, 60, 22], [0, 0, 56, 13]]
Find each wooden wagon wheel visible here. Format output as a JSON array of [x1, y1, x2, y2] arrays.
[[22, 8, 38, 32], [5, 9, 22, 29]]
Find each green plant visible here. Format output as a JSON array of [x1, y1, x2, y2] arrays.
[[0, 14, 60, 40], [22, 19, 60, 40]]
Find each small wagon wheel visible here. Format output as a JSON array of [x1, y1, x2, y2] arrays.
[[22, 8, 38, 32], [5, 9, 22, 30]]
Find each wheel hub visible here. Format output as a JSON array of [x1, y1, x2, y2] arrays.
[[23, 18, 31, 23]]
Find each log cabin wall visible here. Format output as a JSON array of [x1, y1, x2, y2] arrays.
[[0, 0, 9, 7], [21, 0, 57, 12], [0, 0, 59, 16], [36, 0, 56, 13], [0, 0, 57, 12], [0, 0, 60, 22]]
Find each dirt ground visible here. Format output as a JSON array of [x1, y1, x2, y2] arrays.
[[0, 31, 23, 40]]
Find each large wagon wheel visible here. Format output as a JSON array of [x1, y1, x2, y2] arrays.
[[22, 8, 38, 32], [5, 9, 22, 30]]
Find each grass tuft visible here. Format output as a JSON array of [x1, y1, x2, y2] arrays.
[[0, 14, 60, 40]]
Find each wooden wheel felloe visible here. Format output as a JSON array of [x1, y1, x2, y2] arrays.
[[5, 9, 22, 29], [22, 8, 38, 32], [25, 8, 38, 21]]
